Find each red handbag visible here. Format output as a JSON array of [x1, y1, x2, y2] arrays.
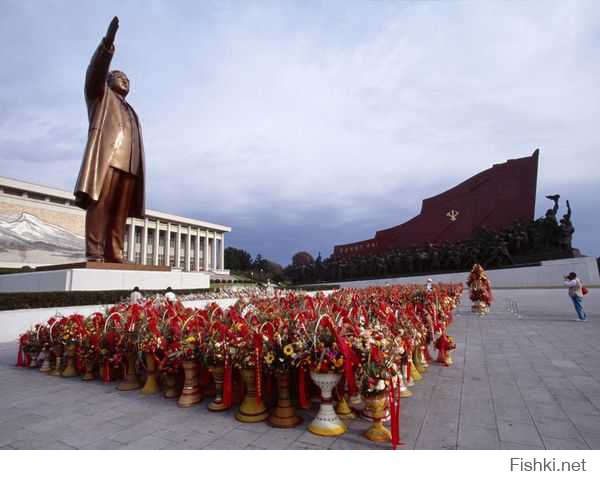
[[582, 287, 589, 295]]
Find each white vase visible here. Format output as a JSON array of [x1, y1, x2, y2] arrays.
[[308, 371, 347, 436]]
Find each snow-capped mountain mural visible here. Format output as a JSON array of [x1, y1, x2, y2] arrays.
[[0, 213, 84, 251], [0, 212, 85, 267]]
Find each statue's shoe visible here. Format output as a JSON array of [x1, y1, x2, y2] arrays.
[[105, 257, 124, 263]]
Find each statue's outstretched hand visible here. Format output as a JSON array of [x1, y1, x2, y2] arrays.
[[104, 16, 119, 47]]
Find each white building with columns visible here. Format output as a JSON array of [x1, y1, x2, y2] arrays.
[[125, 211, 229, 273], [0, 176, 230, 274]]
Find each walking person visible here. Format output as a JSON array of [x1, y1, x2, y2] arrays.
[[564, 272, 587, 322]]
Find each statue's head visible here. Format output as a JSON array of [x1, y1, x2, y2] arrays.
[[108, 70, 129, 97]]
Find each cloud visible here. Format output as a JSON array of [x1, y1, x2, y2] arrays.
[[0, 0, 599, 265]]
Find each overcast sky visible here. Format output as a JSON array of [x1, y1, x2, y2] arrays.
[[1, 0, 599, 265]]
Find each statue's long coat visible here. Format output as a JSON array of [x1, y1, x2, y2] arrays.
[[74, 41, 145, 218]]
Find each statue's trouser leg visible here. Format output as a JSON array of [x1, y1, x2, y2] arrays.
[[85, 169, 117, 259], [104, 169, 136, 263]]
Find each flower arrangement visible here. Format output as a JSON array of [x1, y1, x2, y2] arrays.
[[467, 263, 493, 306], [305, 316, 345, 374], [47, 316, 65, 348], [137, 308, 165, 354], [353, 322, 402, 397], [204, 306, 234, 367], [262, 314, 308, 373], [98, 311, 124, 380], [60, 314, 84, 346], [17, 327, 38, 367], [79, 313, 105, 361]]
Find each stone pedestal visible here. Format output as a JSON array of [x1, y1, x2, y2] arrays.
[[0, 262, 210, 292]]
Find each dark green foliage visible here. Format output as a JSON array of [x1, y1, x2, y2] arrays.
[[224, 247, 253, 271]]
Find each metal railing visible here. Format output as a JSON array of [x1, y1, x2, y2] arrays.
[[505, 298, 521, 318]]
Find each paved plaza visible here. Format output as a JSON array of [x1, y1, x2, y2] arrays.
[[0, 288, 599, 450]]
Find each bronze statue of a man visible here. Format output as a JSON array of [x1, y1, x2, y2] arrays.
[[74, 17, 145, 262]]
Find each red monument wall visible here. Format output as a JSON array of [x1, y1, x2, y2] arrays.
[[334, 149, 539, 257]]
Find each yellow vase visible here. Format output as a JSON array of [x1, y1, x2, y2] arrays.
[[49, 345, 63, 376], [236, 368, 269, 423], [118, 351, 140, 391], [409, 360, 422, 382], [335, 393, 356, 420], [363, 391, 391, 442], [82, 358, 96, 381], [413, 346, 427, 374], [61, 344, 78, 377], [141, 353, 160, 395]]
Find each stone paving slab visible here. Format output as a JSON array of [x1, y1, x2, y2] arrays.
[[0, 288, 598, 449]]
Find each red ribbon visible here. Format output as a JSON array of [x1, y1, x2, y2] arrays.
[[298, 366, 310, 409], [16, 346, 24, 367], [200, 365, 211, 386], [389, 378, 402, 450], [103, 359, 111, 383], [253, 333, 263, 405], [223, 357, 233, 408]]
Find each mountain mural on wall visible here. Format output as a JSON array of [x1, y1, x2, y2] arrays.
[[0, 212, 85, 266]]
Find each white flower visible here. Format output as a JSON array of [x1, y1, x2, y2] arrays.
[[376, 379, 385, 391]]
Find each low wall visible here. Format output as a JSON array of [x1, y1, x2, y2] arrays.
[[331, 257, 600, 289]]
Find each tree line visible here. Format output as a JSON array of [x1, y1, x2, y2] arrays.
[[224, 247, 285, 283]]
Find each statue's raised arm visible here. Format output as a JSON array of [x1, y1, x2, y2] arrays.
[[85, 16, 119, 101]]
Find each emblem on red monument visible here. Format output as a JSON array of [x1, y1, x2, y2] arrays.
[[446, 209, 459, 222]]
